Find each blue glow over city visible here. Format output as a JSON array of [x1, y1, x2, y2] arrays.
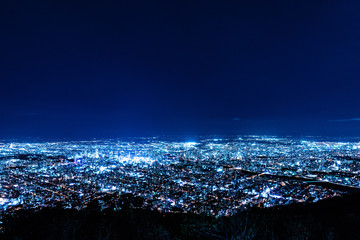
[[1, 136, 360, 218]]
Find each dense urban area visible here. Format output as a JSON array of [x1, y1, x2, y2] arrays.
[[1, 136, 360, 219]]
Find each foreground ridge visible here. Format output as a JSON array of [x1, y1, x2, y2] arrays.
[[2, 192, 360, 239]]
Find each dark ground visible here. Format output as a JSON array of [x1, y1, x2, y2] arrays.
[[2, 193, 360, 240]]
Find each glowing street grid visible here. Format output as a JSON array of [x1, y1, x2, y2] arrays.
[[1, 136, 360, 216]]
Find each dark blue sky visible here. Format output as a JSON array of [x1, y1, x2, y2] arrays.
[[1, 0, 360, 139]]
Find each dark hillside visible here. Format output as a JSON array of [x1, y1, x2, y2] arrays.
[[2, 193, 360, 240]]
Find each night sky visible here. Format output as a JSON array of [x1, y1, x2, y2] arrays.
[[2, 0, 360, 139]]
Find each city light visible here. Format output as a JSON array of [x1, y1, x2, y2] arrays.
[[0, 136, 359, 217]]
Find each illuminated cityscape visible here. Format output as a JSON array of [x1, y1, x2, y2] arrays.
[[1, 136, 360, 219], [3, 0, 360, 237]]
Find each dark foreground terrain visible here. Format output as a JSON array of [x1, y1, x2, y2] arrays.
[[2, 193, 360, 240]]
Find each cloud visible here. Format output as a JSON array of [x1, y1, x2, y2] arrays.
[[329, 118, 360, 122]]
